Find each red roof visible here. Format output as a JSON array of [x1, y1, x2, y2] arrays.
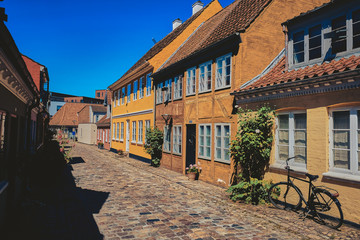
[[22, 55, 43, 91], [234, 54, 360, 93], [158, 0, 272, 71]]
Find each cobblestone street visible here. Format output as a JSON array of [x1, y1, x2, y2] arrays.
[[66, 143, 359, 240]]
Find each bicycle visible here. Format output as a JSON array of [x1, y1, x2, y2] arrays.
[[268, 157, 344, 229]]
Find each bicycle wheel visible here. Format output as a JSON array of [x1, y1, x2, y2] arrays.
[[268, 182, 302, 211], [310, 188, 343, 229]]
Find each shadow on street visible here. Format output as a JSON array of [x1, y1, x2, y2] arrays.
[[6, 141, 108, 240]]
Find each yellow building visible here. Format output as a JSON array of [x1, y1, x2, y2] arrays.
[[233, 0, 360, 224], [108, 1, 222, 161]]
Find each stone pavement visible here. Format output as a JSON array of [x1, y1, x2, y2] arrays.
[[69, 143, 359, 240]]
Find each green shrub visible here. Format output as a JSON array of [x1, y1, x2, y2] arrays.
[[144, 127, 163, 167], [227, 175, 273, 205]]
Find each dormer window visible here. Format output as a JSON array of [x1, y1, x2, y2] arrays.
[[309, 25, 322, 60], [353, 9, 360, 49], [293, 31, 304, 64], [331, 15, 347, 54]]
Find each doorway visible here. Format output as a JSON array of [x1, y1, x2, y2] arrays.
[[186, 124, 196, 168]]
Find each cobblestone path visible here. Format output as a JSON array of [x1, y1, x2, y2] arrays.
[[71, 143, 360, 240]]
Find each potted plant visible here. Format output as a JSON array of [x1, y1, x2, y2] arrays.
[[116, 149, 124, 158], [186, 163, 202, 181], [98, 142, 104, 149]]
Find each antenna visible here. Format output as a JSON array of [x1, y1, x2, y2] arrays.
[[152, 37, 157, 44]]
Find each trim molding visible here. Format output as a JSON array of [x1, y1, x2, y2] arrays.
[[112, 109, 153, 119]]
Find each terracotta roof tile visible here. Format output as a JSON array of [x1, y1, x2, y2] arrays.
[[158, 0, 272, 71], [234, 54, 360, 93], [96, 115, 110, 127], [50, 103, 88, 127]]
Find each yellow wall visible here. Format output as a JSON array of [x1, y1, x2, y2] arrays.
[[111, 113, 153, 159]]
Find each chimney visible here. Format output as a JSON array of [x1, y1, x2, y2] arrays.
[[172, 18, 182, 30], [192, 1, 204, 15]]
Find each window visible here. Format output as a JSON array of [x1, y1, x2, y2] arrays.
[[331, 15, 347, 54], [139, 77, 144, 99], [174, 75, 183, 100], [120, 122, 124, 141], [116, 123, 120, 140], [309, 25, 322, 60], [132, 121, 136, 142], [105, 129, 108, 143], [133, 80, 138, 101], [138, 120, 143, 143], [146, 73, 152, 96], [199, 61, 212, 93], [117, 90, 120, 106], [165, 79, 172, 102], [164, 125, 171, 152], [127, 84, 131, 103], [56, 105, 62, 111], [199, 124, 211, 159], [293, 31, 305, 64], [353, 10, 360, 49], [113, 123, 116, 139], [216, 54, 231, 89], [215, 124, 231, 163], [108, 129, 111, 142], [156, 82, 163, 104], [173, 126, 182, 154], [186, 67, 196, 96], [145, 120, 150, 142], [330, 108, 360, 175], [276, 113, 307, 168], [97, 129, 99, 140], [121, 87, 125, 105]]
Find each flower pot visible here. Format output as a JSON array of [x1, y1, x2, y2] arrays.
[[187, 172, 196, 181]]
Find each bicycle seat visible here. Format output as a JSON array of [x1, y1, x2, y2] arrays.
[[305, 173, 319, 181]]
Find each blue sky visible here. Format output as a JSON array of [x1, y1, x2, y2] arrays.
[[2, 0, 233, 98]]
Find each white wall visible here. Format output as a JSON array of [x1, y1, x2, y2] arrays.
[[78, 123, 97, 144]]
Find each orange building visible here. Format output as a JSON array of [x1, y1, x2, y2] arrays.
[[108, 1, 223, 161], [152, 0, 328, 186]]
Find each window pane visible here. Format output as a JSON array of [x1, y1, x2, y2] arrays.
[[294, 130, 306, 147], [216, 137, 221, 148], [216, 148, 221, 159], [206, 147, 211, 157], [333, 149, 350, 169], [353, 10, 360, 49], [279, 146, 289, 161], [200, 126, 204, 135], [332, 16, 347, 54], [199, 146, 204, 156], [309, 25, 322, 60], [279, 115, 289, 129], [293, 31, 304, 63], [333, 130, 350, 149], [333, 111, 350, 129], [200, 135, 204, 146], [294, 146, 306, 165], [294, 113, 306, 129], [206, 126, 211, 136], [216, 125, 221, 136], [279, 130, 289, 144]]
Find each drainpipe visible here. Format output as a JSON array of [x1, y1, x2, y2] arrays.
[[283, 24, 289, 71]]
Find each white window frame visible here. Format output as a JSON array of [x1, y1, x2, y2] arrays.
[[145, 120, 150, 143], [113, 123, 116, 139], [199, 61, 212, 93], [117, 90, 120, 106], [105, 129, 108, 143], [199, 124, 211, 160], [275, 111, 307, 171], [121, 87, 125, 105], [127, 84, 131, 103], [214, 123, 231, 164], [156, 82, 163, 104], [116, 122, 120, 140], [165, 79, 172, 102], [327, 107, 360, 178], [113, 92, 116, 107], [120, 122, 124, 141], [173, 125, 182, 155], [138, 120, 143, 144], [146, 73, 152, 96], [186, 67, 196, 96], [163, 125, 171, 153], [174, 75, 183, 100], [133, 80, 138, 101], [132, 121, 136, 143], [215, 53, 232, 90], [139, 77, 144, 99]]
